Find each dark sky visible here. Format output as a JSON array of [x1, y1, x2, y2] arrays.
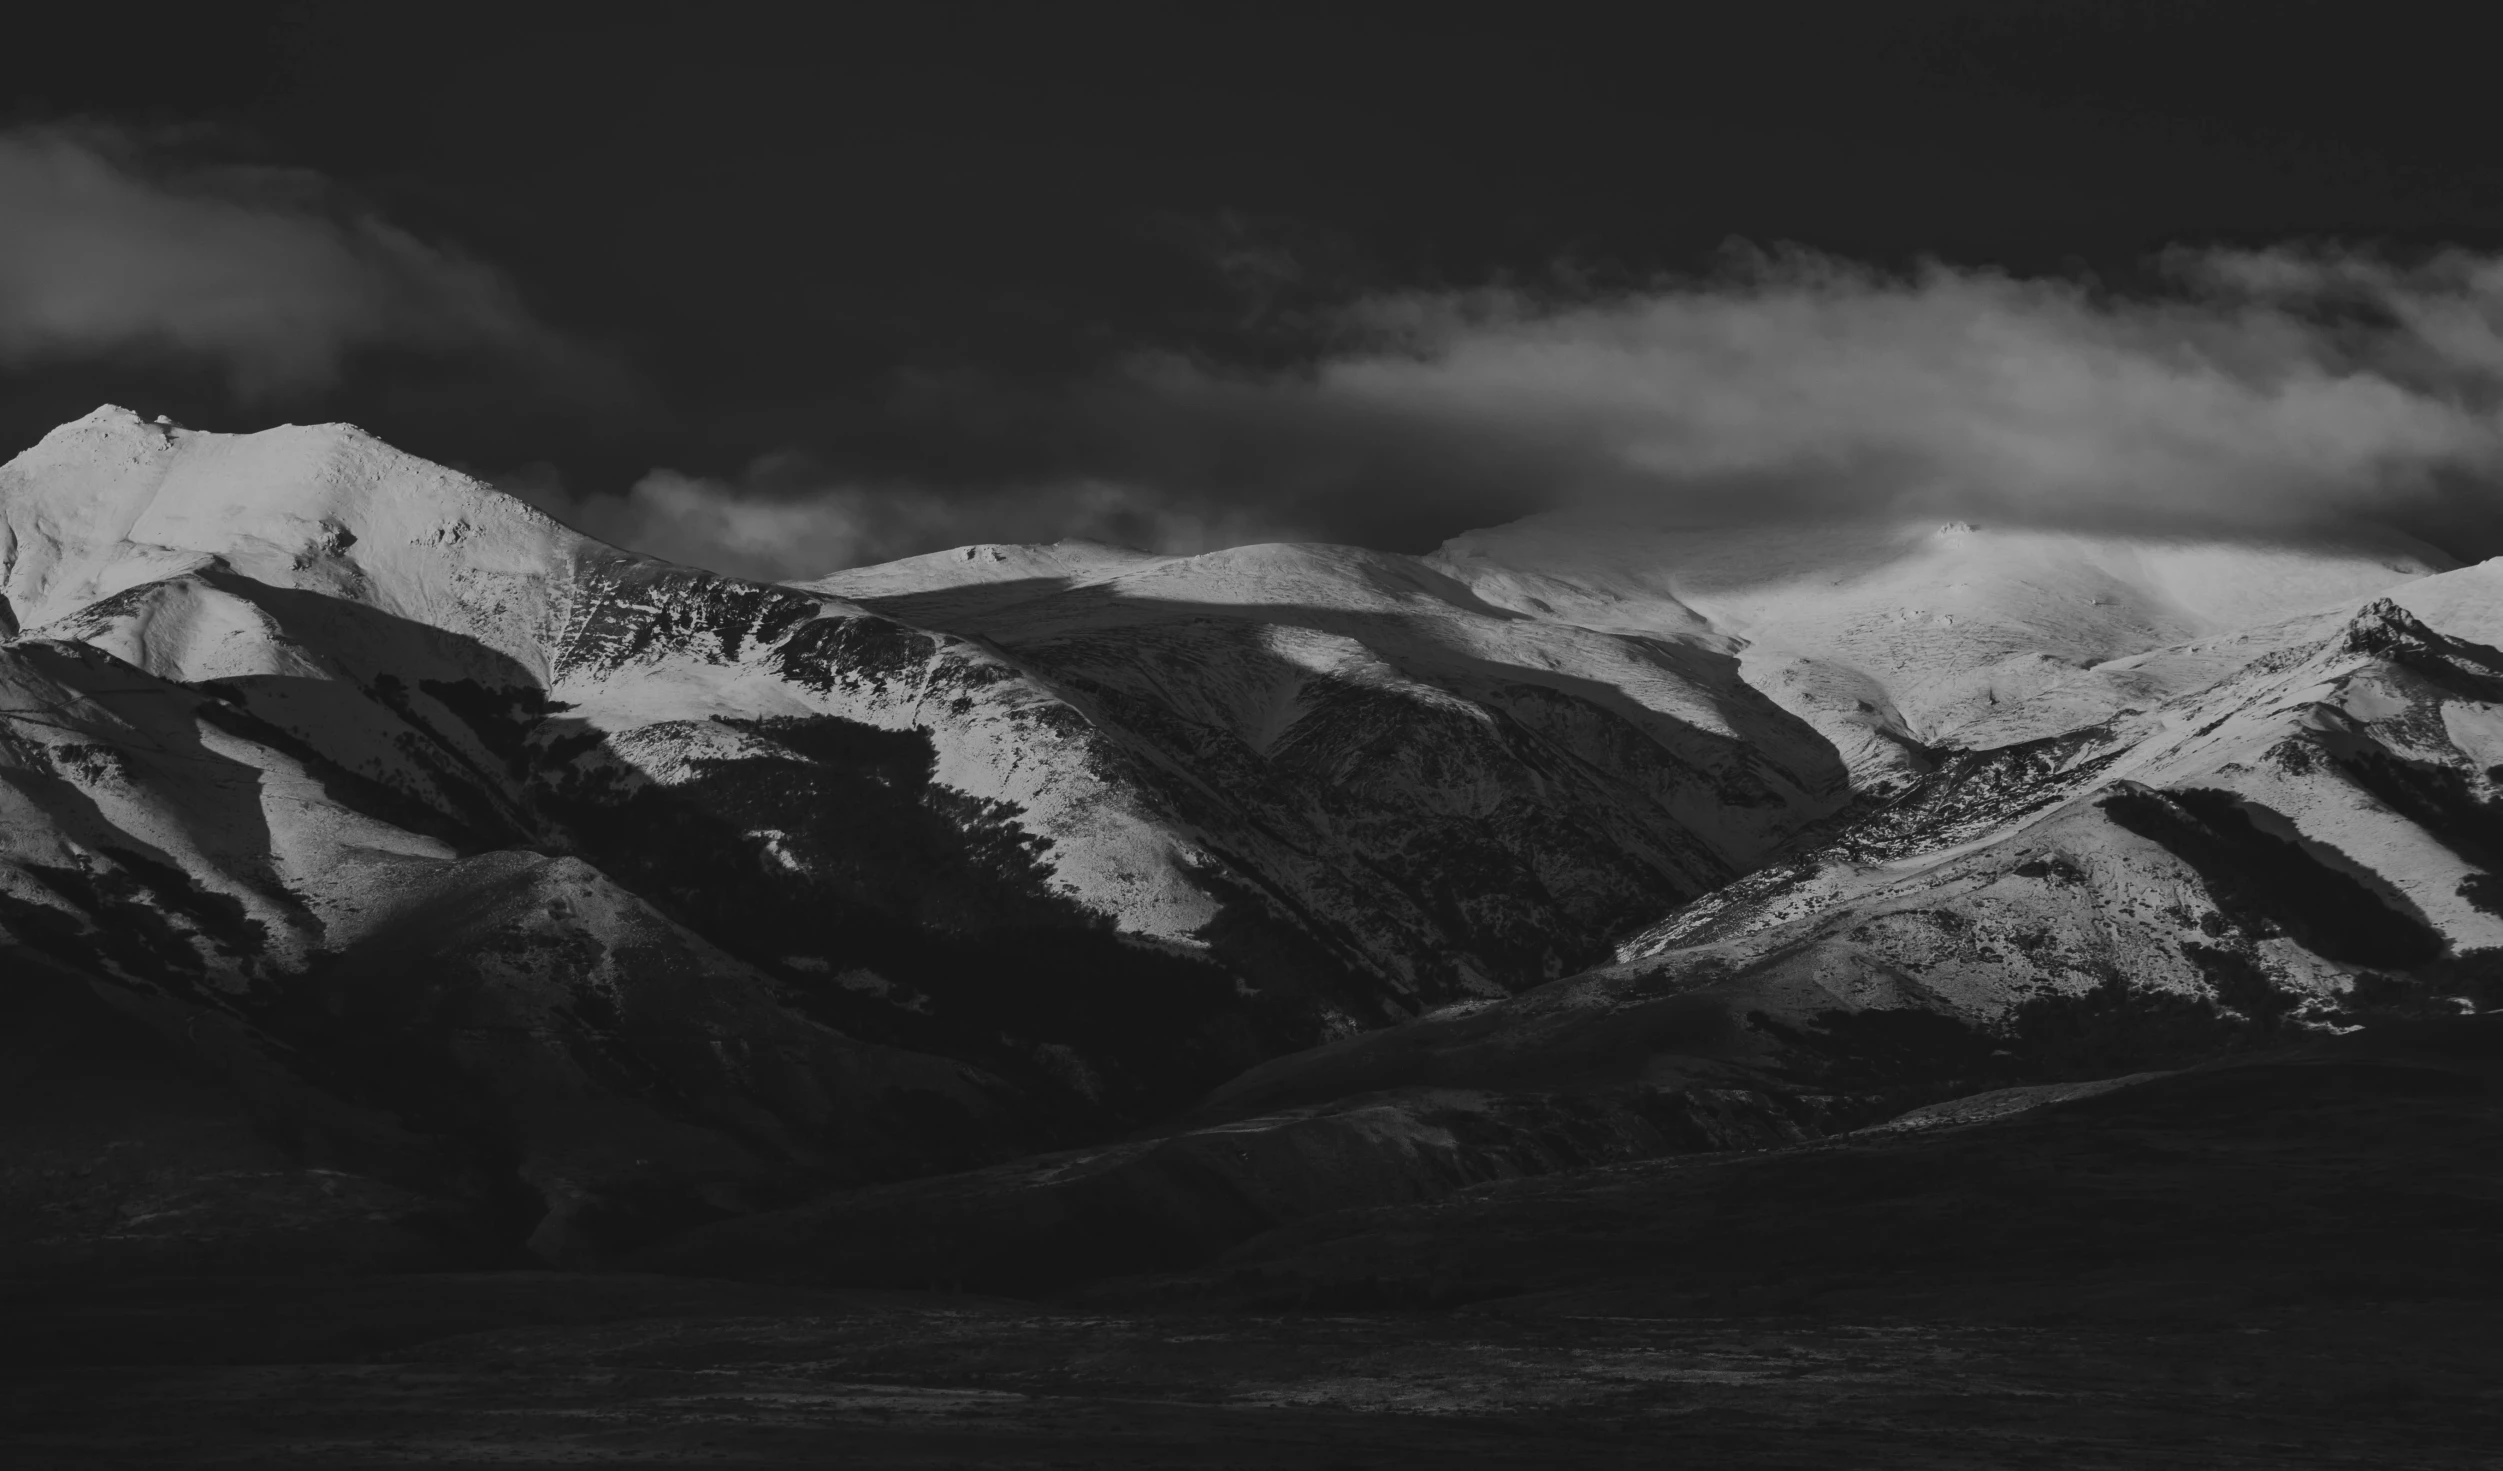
[[10, 3, 2503, 573]]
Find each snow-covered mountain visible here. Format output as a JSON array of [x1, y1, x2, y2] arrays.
[[651, 542, 2503, 1292], [801, 536, 1848, 990], [6, 405, 2496, 1277], [1198, 562, 2503, 1126], [1433, 512, 2452, 790], [0, 408, 1820, 1263]]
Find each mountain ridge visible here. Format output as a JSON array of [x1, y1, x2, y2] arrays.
[[0, 409, 1842, 1266], [6, 405, 2497, 1282]]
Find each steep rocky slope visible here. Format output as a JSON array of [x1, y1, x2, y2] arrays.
[[0, 408, 1830, 1265], [8, 405, 2495, 1280], [1433, 513, 2451, 790], [650, 551, 2503, 1289], [804, 538, 1850, 995], [1191, 564, 2503, 1127]]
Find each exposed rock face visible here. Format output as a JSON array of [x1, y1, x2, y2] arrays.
[[0, 409, 1832, 1264], [9, 405, 2499, 1281], [1198, 578, 2503, 1132], [803, 539, 1851, 1003], [663, 574, 2503, 1297]]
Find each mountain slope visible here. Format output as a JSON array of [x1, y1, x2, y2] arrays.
[[0, 409, 1256, 1261], [1197, 564, 2503, 1130], [8, 406, 2491, 1279], [644, 558, 2503, 1293], [803, 538, 1852, 993], [0, 408, 1837, 1265], [1433, 513, 2452, 790]]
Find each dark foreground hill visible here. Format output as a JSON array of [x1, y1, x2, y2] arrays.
[[7, 1016, 2498, 1468]]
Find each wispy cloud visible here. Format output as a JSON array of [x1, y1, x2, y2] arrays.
[[0, 125, 599, 397]]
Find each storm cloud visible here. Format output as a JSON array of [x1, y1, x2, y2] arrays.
[[1121, 247, 2503, 543], [508, 460, 1290, 585], [563, 246, 2503, 579], [24, 119, 2494, 576], [0, 126, 591, 397]]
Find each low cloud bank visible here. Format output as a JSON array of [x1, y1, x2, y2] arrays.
[[10, 122, 2496, 575], [509, 460, 1288, 584], [1283, 247, 2503, 536], [573, 245, 2503, 578], [0, 126, 594, 397]]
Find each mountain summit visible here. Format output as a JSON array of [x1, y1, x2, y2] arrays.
[[4, 407, 2496, 1281], [0, 410, 1825, 1264], [1433, 511, 2454, 789]]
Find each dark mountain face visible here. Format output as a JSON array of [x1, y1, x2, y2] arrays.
[[0, 411, 1839, 1266], [7, 408, 2503, 1290]]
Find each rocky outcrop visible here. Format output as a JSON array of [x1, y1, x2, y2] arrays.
[[8, 406, 2495, 1283], [0, 409, 1846, 1264], [1191, 584, 2503, 1134]]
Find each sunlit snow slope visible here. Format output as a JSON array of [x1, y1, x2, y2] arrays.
[[1433, 513, 2451, 790], [804, 537, 1850, 992], [648, 544, 2503, 1294], [0, 408, 1836, 1266], [8, 405, 2495, 1279], [1205, 564, 2503, 1128]]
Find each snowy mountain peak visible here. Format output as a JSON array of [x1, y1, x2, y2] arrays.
[[1428, 512, 2454, 789], [9, 404, 2503, 1281], [1, 410, 1885, 1260], [0, 408, 601, 672]]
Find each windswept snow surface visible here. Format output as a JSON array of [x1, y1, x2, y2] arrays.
[[1431, 513, 2451, 789]]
